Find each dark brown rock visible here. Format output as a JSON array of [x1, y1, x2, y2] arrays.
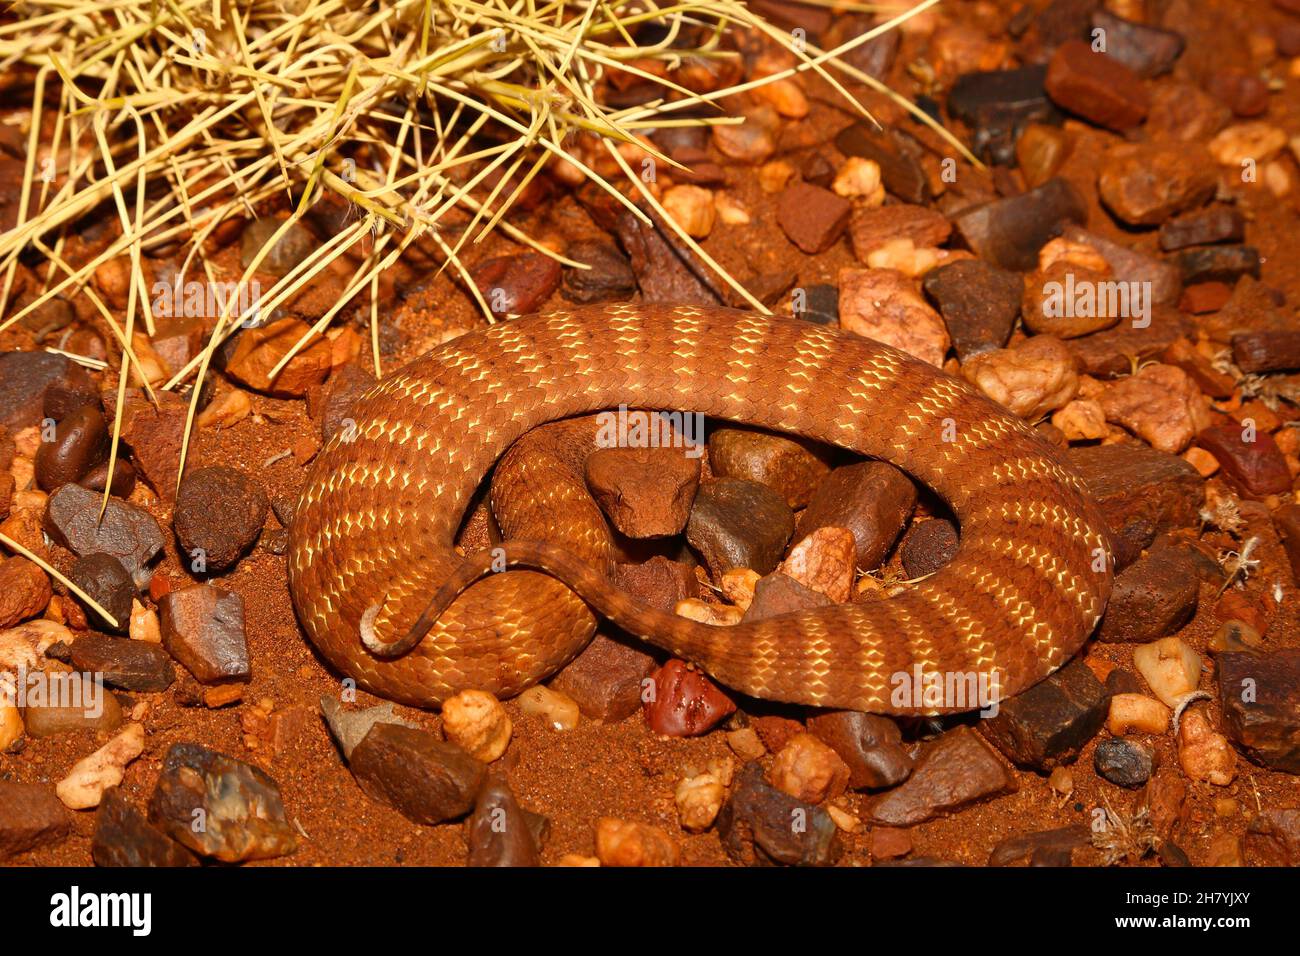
[[989, 825, 1090, 866], [1066, 304, 1190, 377], [173, 466, 270, 572], [833, 124, 931, 204], [869, 726, 1016, 825], [465, 773, 546, 866], [1196, 422, 1292, 499], [1090, 10, 1183, 77], [946, 65, 1058, 166], [159, 585, 250, 684], [472, 252, 562, 318], [776, 182, 852, 255], [44, 482, 166, 583], [796, 461, 916, 569], [78, 459, 137, 498], [899, 518, 960, 578], [112, 389, 188, 499], [585, 445, 700, 538], [1173, 246, 1261, 285], [0, 351, 94, 431], [685, 478, 795, 577], [717, 762, 841, 866], [69, 633, 175, 692], [68, 553, 134, 632], [309, 364, 375, 443], [561, 240, 636, 304], [980, 658, 1109, 769], [806, 711, 912, 789], [1160, 206, 1246, 252], [1207, 69, 1270, 118], [1097, 546, 1199, 642], [34, 404, 109, 491], [1232, 331, 1300, 374], [1245, 809, 1300, 866], [849, 204, 951, 261], [708, 425, 834, 509], [642, 659, 735, 737], [549, 632, 657, 722], [922, 259, 1021, 360], [952, 178, 1087, 271], [1217, 650, 1300, 774], [0, 782, 71, 860], [742, 571, 834, 621], [92, 788, 198, 867], [1160, 338, 1237, 399], [1044, 38, 1149, 130], [348, 722, 485, 825], [149, 742, 297, 861], [612, 557, 698, 613]]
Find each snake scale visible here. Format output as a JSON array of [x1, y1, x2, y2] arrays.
[[288, 303, 1113, 715]]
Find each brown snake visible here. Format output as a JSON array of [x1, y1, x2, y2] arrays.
[[288, 303, 1113, 715]]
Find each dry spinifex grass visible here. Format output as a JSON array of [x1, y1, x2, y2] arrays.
[[0, 0, 963, 530]]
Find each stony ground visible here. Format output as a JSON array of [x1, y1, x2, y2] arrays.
[[3, 0, 1300, 867]]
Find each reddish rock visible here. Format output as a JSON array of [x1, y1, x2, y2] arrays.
[[1181, 281, 1232, 314], [642, 659, 735, 737], [708, 425, 835, 510], [796, 461, 916, 568], [1160, 206, 1245, 252], [308, 364, 376, 443], [849, 203, 951, 261], [742, 571, 834, 621], [159, 584, 250, 684], [776, 182, 852, 254], [833, 123, 930, 204], [1044, 39, 1150, 131], [0, 782, 71, 860], [685, 478, 795, 576], [549, 633, 658, 722], [1276, 503, 1300, 581], [952, 178, 1086, 272], [465, 773, 546, 867], [69, 633, 175, 693], [1217, 650, 1300, 774], [1245, 809, 1300, 866], [0, 351, 95, 431], [224, 317, 332, 398], [471, 252, 562, 317], [0, 556, 51, 628], [922, 259, 1020, 359], [899, 518, 959, 578], [34, 404, 109, 491], [173, 466, 269, 572], [348, 723, 484, 825], [718, 762, 841, 866], [989, 825, 1091, 866], [980, 658, 1110, 770], [68, 552, 134, 631], [1196, 423, 1292, 499], [92, 788, 198, 867], [1231, 331, 1300, 374], [1098, 143, 1216, 226], [612, 557, 698, 613], [113, 390, 187, 501], [869, 726, 1016, 826], [806, 710, 913, 789], [1207, 69, 1269, 118], [1097, 547, 1200, 643]]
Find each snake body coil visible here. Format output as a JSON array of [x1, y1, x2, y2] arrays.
[[289, 304, 1112, 715]]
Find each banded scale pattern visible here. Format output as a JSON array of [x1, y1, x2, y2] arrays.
[[288, 304, 1113, 714]]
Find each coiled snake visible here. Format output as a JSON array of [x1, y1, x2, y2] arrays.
[[288, 304, 1113, 715]]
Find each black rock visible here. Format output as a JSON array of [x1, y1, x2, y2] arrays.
[[717, 763, 841, 866], [1173, 246, 1261, 284], [1094, 737, 1155, 788], [947, 66, 1059, 166], [923, 259, 1021, 359]]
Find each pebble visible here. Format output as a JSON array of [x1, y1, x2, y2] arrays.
[[517, 685, 580, 731], [68, 553, 134, 632], [1102, 364, 1211, 455], [642, 659, 734, 737], [869, 726, 1015, 826], [224, 317, 333, 397], [1133, 636, 1201, 708], [1245, 808, 1300, 865], [112, 390, 187, 501], [1044, 38, 1149, 130], [661, 185, 716, 239], [961, 334, 1078, 420], [768, 732, 851, 804], [1097, 545, 1199, 643], [149, 742, 298, 861], [871, 825, 914, 861], [1094, 737, 1155, 788], [711, 105, 777, 164], [472, 252, 563, 318], [78, 459, 137, 498], [21, 672, 122, 738], [848, 203, 951, 262], [976, 657, 1107, 770], [838, 267, 950, 366], [548, 632, 657, 722], [708, 425, 832, 509], [308, 365, 374, 443], [466, 773, 546, 866], [1089, 9, 1184, 77], [68, 633, 174, 692], [0, 556, 51, 628], [1016, 122, 1072, 189], [833, 123, 930, 205], [1022, 263, 1121, 338], [612, 556, 698, 613], [0, 781, 70, 860], [595, 817, 680, 867], [685, 478, 794, 577], [348, 720, 485, 825], [952, 177, 1086, 271], [742, 571, 834, 621], [1209, 121, 1287, 167], [779, 528, 855, 603], [1196, 422, 1291, 499], [561, 240, 635, 304], [585, 445, 700, 537], [1160, 337, 1237, 398], [319, 697, 416, 761], [172, 466, 270, 574], [796, 461, 916, 569], [91, 788, 197, 867], [1097, 143, 1217, 226], [832, 157, 885, 202], [989, 824, 1090, 866], [0, 696, 21, 750], [806, 710, 912, 790], [43, 482, 165, 583], [1051, 399, 1108, 441], [1208, 619, 1263, 655], [1217, 649, 1300, 773], [34, 404, 108, 491], [441, 689, 512, 762], [1173, 245, 1261, 285], [1107, 693, 1172, 735], [159, 584, 250, 685], [0, 352, 94, 431], [1232, 330, 1300, 374], [718, 762, 841, 866], [775, 182, 852, 255], [56, 722, 145, 810], [676, 767, 728, 832], [1207, 832, 1244, 867], [1207, 69, 1269, 118], [946, 64, 1057, 166], [719, 568, 759, 611], [1177, 708, 1236, 786], [239, 218, 316, 277], [1160, 206, 1246, 252], [727, 726, 766, 761], [921, 259, 1020, 360], [675, 598, 742, 626]]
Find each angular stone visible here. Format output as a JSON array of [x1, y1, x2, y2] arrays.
[[562, 240, 635, 304], [0, 781, 71, 860], [585, 445, 700, 538], [988, 825, 1091, 866], [642, 659, 735, 737], [159, 585, 250, 684], [685, 478, 795, 576], [1217, 650, 1300, 774], [947, 65, 1058, 166], [742, 572, 834, 621], [224, 317, 332, 398], [1044, 38, 1149, 130], [549, 632, 657, 722], [174, 466, 269, 572], [870, 726, 1015, 825], [348, 722, 485, 825], [1097, 546, 1199, 642], [149, 742, 297, 862], [1232, 331, 1300, 375], [44, 483, 165, 583], [1090, 10, 1184, 77], [800, 463, 916, 571], [34, 404, 109, 491], [1098, 143, 1217, 226], [718, 762, 841, 866], [900, 518, 960, 578], [1160, 207, 1246, 252], [0, 351, 92, 431], [952, 178, 1086, 271], [806, 710, 912, 789], [1196, 423, 1291, 499], [1094, 737, 1155, 788], [979, 658, 1109, 769], [922, 259, 1020, 360], [1245, 809, 1300, 866], [92, 788, 198, 867], [1173, 246, 1261, 285], [1065, 304, 1190, 378], [849, 204, 951, 262], [838, 268, 950, 366], [113, 390, 187, 502], [69, 633, 175, 692], [465, 773, 546, 866], [833, 124, 930, 204], [472, 252, 562, 318], [1160, 338, 1237, 398], [776, 182, 851, 255], [309, 364, 375, 443], [0, 556, 51, 628], [612, 557, 698, 613], [68, 553, 134, 632], [319, 697, 416, 761]]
